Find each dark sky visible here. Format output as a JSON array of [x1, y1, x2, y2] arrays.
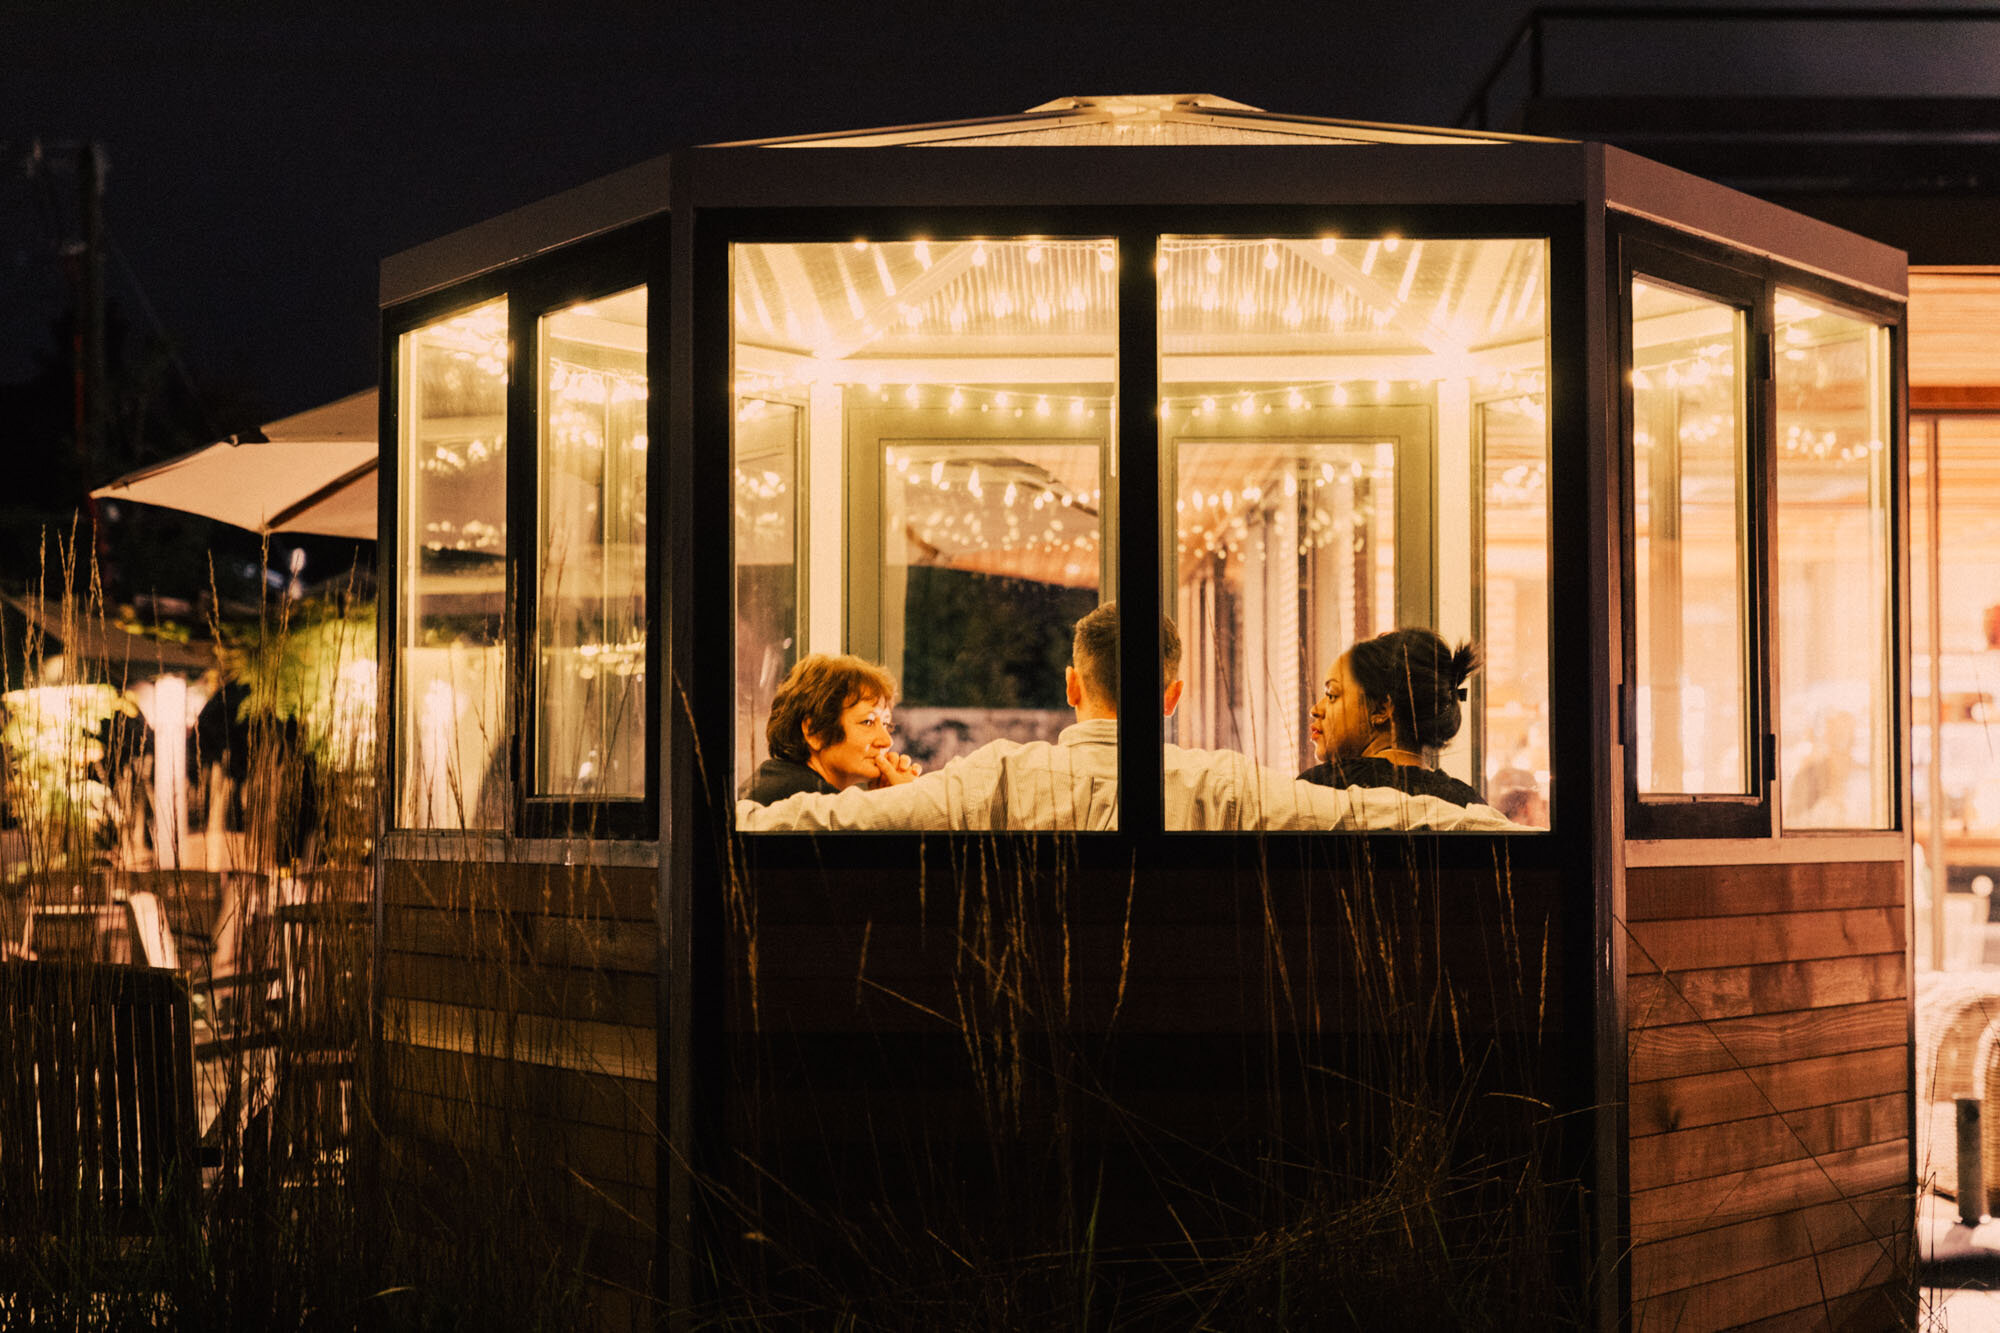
[[3, 0, 1962, 428]]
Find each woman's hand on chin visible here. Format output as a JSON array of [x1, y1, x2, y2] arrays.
[[872, 751, 923, 786]]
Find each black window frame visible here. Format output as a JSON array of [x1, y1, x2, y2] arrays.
[[1615, 219, 1906, 840], [696, 203, 1586, 852], [382, 219, 666, 841]]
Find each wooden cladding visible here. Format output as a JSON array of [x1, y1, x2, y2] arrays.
[[1626, 860, 1914, 1329], [378, 857, 659, 1331]]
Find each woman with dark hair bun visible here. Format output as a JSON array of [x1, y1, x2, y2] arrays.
[[1301, 627, 1499, 816]]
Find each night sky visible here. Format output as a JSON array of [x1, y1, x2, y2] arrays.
[[1, 1, 1940, 428], [0, 1, 1562, 426]]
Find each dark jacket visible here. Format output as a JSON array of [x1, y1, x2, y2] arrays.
[[741, 757, 839, 805], [1298, 755, 1487, 809]]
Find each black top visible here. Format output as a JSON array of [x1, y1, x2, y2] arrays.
[[1298, 755, 1487, 809], [741, 757, 839, 805]]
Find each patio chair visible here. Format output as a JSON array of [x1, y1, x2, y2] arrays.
[[22, 901, 140, 965], [0, 962, 203, 1242]]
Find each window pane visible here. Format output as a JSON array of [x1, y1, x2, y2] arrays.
[[1774, 293, 1892, 829], [1932, 416, 2000, 955], [1159, 235, 1550, 830], [1481, 393, 1552, 828], [535, 287, 647, 800], [732, 238, 1117, 829], [735, 399, 801, 785], [1909, 417, 1941, 967], [399, 298, 509, 829], [1631, 278, 1750, 796]]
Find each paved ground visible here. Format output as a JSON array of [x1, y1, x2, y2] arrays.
[[1923, 1192, 2000, 1329]]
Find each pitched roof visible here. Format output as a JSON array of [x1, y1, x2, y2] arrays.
[[717, 94, 1564, 149]]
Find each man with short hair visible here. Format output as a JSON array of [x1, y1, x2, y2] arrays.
[[736, 603, 1514, 833]]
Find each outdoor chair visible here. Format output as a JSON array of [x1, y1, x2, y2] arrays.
[[0, 962, 204, 1248], [23, 901, 141, 965]]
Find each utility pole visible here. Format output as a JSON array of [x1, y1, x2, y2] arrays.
[[75, 141, 106, 503]]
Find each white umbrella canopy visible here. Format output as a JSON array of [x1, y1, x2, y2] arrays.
[[93, 388, 378, 539]]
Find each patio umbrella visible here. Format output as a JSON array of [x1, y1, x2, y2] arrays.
[[92, 388, 378, 540]]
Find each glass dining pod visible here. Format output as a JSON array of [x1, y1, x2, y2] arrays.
[[375, 97, 1911, 1330]]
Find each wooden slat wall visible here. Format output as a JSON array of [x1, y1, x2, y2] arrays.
[[715, 845, 1576, 1318], [1626, 861, 1914, 1330], [379, 857, 658, 1332]]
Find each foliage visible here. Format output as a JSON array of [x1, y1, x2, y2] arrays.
[[0, 682, 129, 873], [229, 591, 377, 772]]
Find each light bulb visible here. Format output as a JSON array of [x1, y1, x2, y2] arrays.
[[1027, 242, 1044, 264], [1205, 247, 1221, 275], [972, 242, 988, 266]]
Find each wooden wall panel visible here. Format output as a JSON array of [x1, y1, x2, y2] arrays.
[[378, 856, 659, 1331], [1626, 860, 1913, 1331], [1629, 999, 1904, 1082]]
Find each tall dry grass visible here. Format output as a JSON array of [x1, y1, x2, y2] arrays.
[[4, 529, 1593, 1331]]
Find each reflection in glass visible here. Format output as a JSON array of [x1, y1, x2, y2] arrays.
[[731, 238, 1117, 799], [735, 399, 801, 784], [1631, 279, 1749, 796], [1910, 419, 1942, 967], [1773, 293, 1891, 829], [399, 298, 509, 828], [1173, 439, 1394, 767], [1926, 416, 2000, 966], [535, 287, 647, 800], [1481, 395, 1552, 828], [882, 439, 1102, 766], [1158, 235, 1551, 826]]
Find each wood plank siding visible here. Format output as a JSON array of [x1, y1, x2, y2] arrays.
[[379, 857, 657, 1332], [1626, 861, 1914, 1330], [711, 840, 1584, 1323]]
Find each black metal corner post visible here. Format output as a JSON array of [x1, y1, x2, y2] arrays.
[[680, 165, 743, 1326], [1890, 307, 1921, 1242], [366, 311, 399, 1288], [1115, 226, 1164, 837], [660, 153, 701, 1331], [506, 296, 539, 832], [1573, 171, 1630, 1333], [1748, 274, 1779, 837]]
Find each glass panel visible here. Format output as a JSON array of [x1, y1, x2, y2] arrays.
[[398, 298, 509, 829], [1631, 278, 1750, 797], [535, 287, 648, 800], [1773, 293, 1891, 829], [882, 438, 1103, 768], [1480, 393, 1552, 828], [1910, 418, 1942, 968], [735, 398, 802, 786], [1933, 415, 2000, 967], [1159, 235, 1550, 830], [732, 237, 1117, 829]]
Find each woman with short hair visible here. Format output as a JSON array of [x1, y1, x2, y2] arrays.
[[742, 653, 920, 805]]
